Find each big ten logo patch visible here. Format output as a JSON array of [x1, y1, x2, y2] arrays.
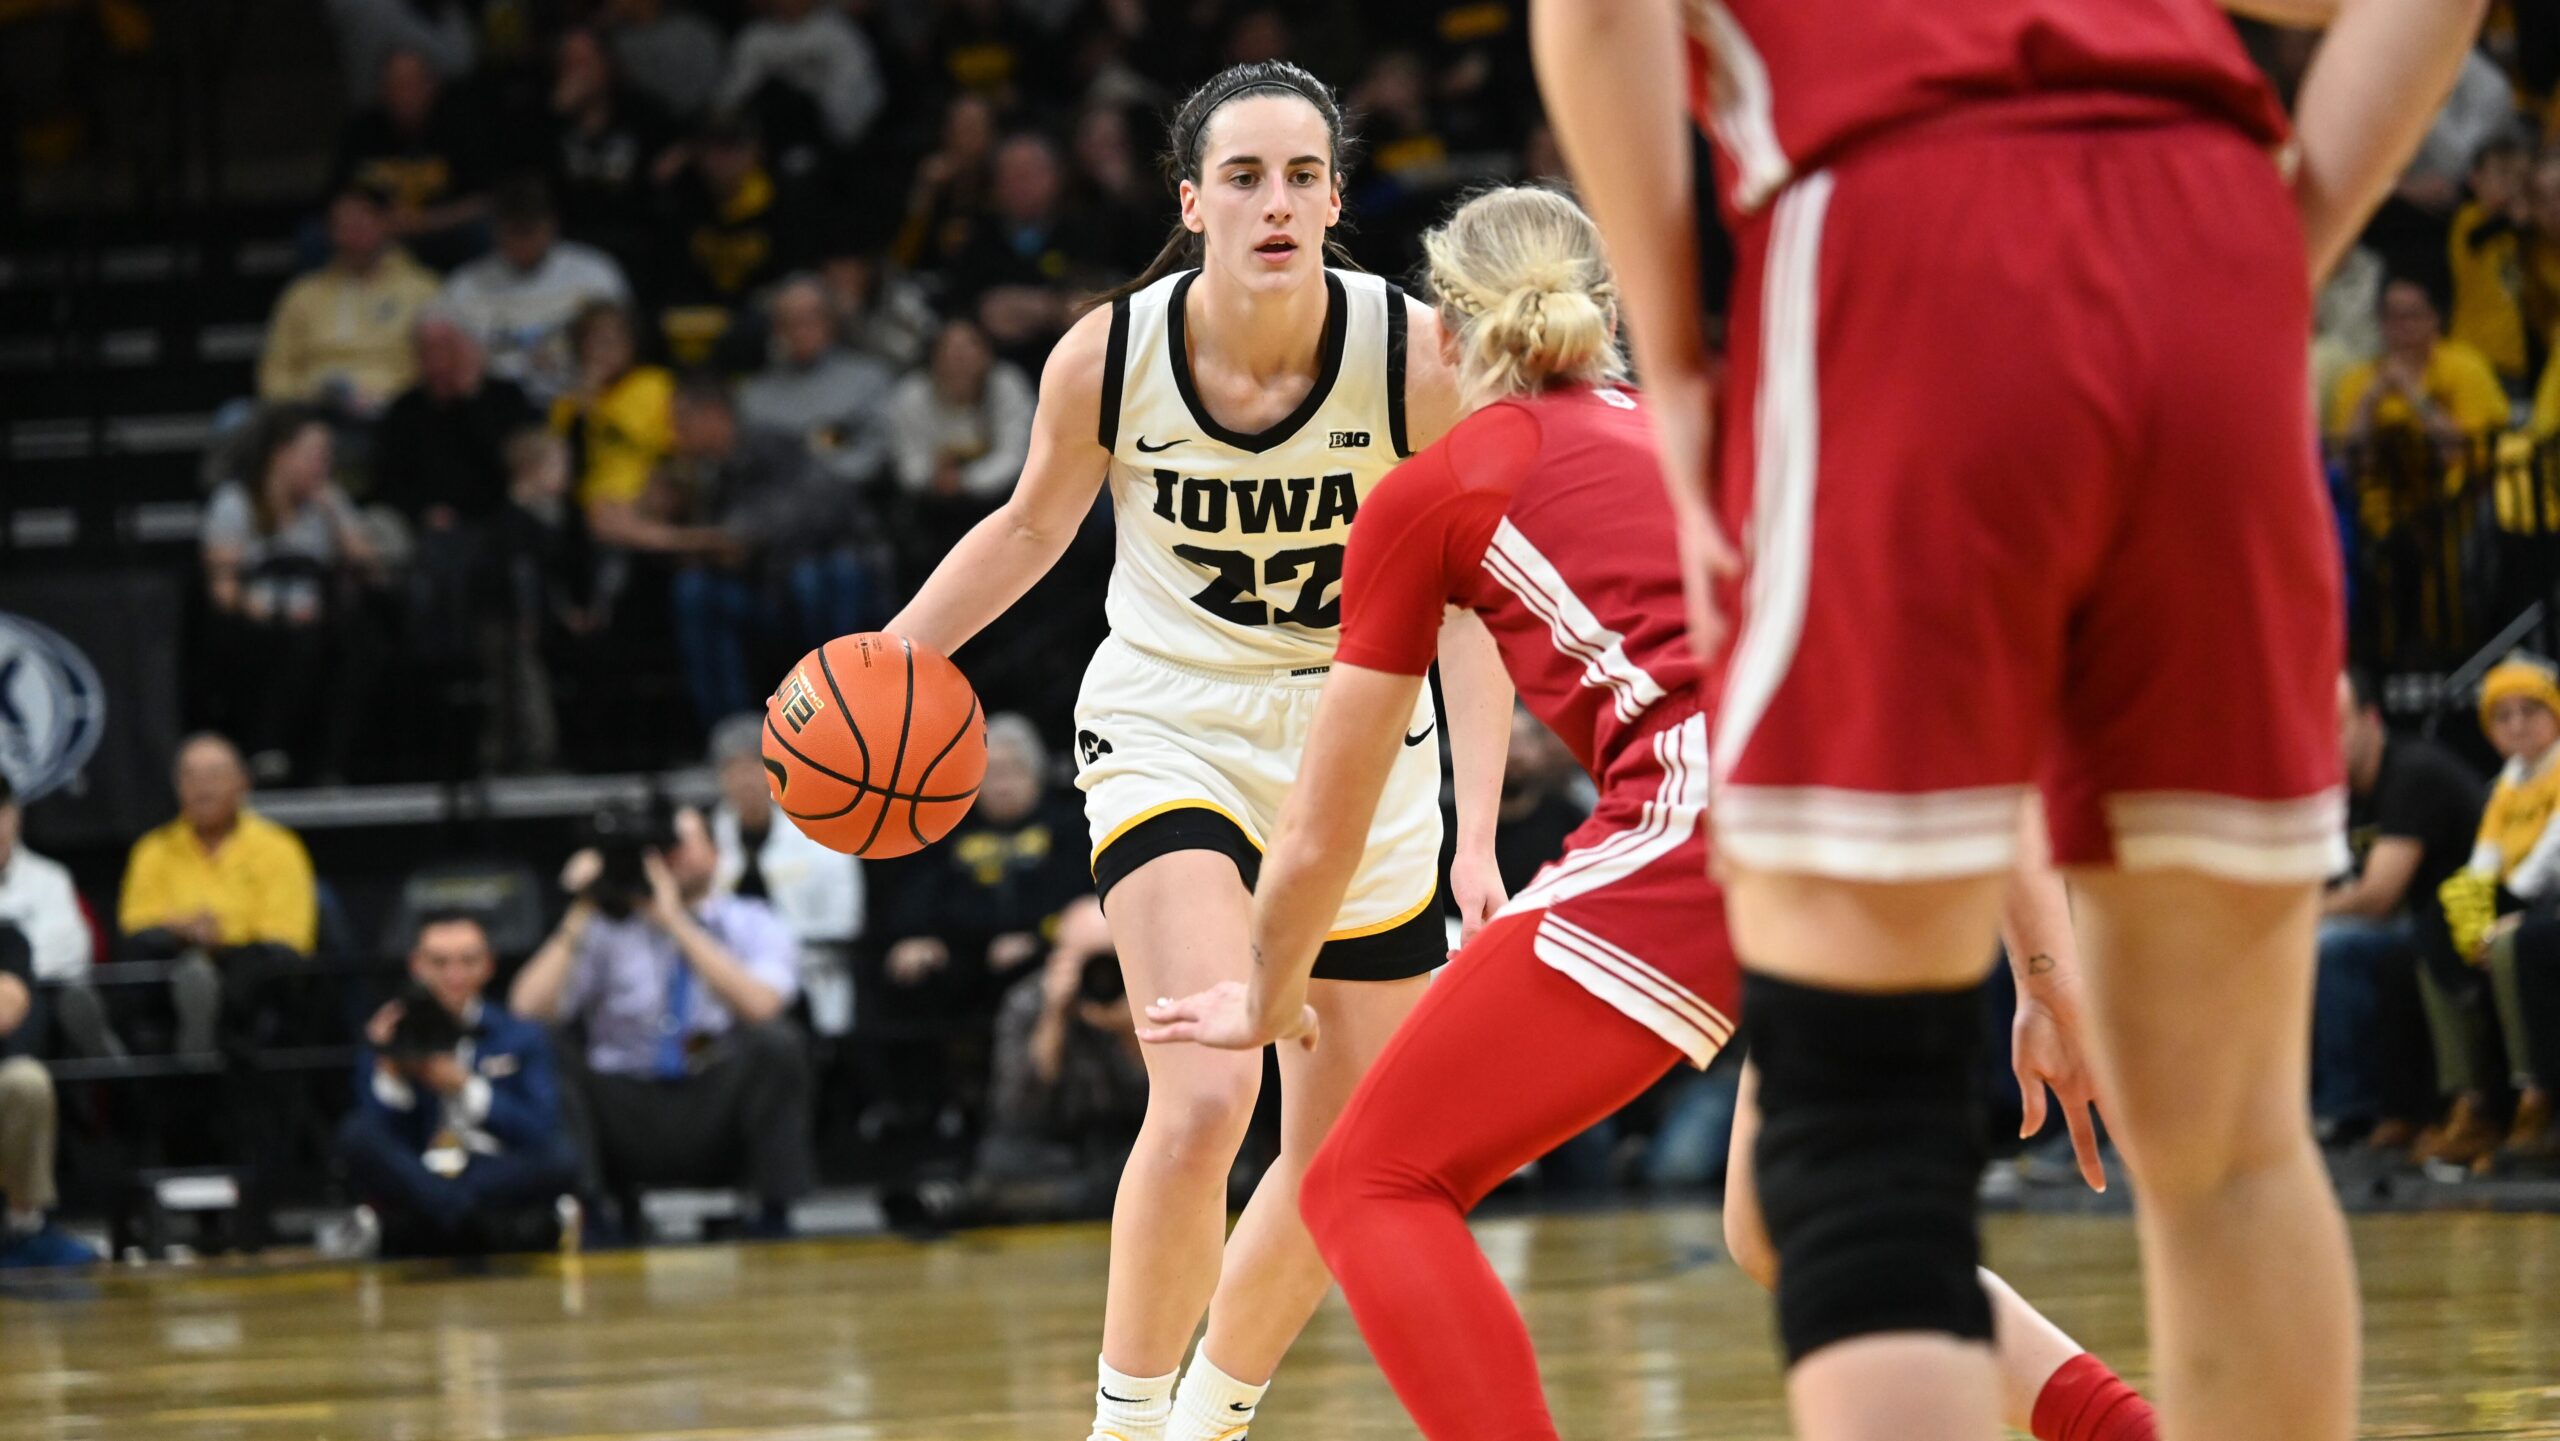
[[1329, 430, 1370, 449], [776, 668, 825, 732]]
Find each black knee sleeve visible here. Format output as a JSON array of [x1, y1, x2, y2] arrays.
[[1742, 971, 1993, 1365]]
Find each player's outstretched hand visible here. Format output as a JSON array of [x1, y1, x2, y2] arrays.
[[1138, 981, 1319, 1052], [2013, 991, 2108, 1193]]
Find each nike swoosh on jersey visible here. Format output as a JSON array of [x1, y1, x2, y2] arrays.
[[1404, 721, 1436, 747], [1134, 435, 1189, 453]]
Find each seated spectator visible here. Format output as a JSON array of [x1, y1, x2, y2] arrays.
[[333, 47, 493, 271], [2449, 135, 2533, 393], [509, 806, 814, 1239], [868, 714, 1085, 1123], [1068, 101, 1165, 281], [817, 245, 936, 370], [2525, 157, 2560, 366], [203, 405, 381, 782], [375, 312, 539, 530], [438, 180, 633, 405], [894, 91, 998, 274], [0, 773, 102, 1056], [656, 112, 812, 365], [0, 923, 95, 1267], [553, 299, 677, 519], [713, 0, 886, 176], [547, 27, 676, 278], [663, 373, 888, 724], [338, 913, 577, 1256], [2445, 657, 2560, 1166], [257, 185, 441, 418], [324, 0, 474, 107], [707, 715, 863, 1037], [948, 132, 1089, 361], [113, 734, 318, 1057], [738, 273, 897, 489], [2434, 658, 2560, 1161], [2328, 277, 2512, 474], [926, 0, 1038, 108], [971, 897, 1142, 1218], [601, 0, 726, 122], [2318, 669, 2485, 1147], [886, 317, 1033, 570], [2315, 246, 2387, 423], [483, 429, 600, 773]]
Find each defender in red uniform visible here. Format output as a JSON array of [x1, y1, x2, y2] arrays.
[[1142, 188, 2156, 1441], [1535, 1, 2487, 1438]]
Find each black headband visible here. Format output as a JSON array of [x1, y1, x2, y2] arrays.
[[1179, 70, 1331, 169]]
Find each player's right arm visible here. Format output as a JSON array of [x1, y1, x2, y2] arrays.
[[885, 306, 1113, 656], [1529, 0, 1737, 655], [2231, 0, 2489, 281]]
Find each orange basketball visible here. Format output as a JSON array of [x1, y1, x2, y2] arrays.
[[761, 632, 986, 858]]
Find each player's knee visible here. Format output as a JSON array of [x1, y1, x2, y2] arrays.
[[2112, 1090, 2308, 1208], [1721, 1194, 1778, 1290], [1146, 1062, 1260, 1167], [1744, 973, 1992, 1366]]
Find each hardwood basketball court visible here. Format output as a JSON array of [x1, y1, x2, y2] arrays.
[[4, 1206, 2555, 1439]]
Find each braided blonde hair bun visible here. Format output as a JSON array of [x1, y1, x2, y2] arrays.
[[1422, 186, 1625, 409]]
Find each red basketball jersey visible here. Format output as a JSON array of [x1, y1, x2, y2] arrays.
[[1682, 0, 2289, 216], [1337, 385, 1701, 790]]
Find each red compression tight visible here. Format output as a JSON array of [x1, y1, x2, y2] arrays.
[[1299, 912, 1684, 1441]]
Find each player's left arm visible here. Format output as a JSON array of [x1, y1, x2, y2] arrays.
[[1139, 664, 1422, 1050], [1438, 606, 1515, 939], [1999, 807, 2108, 1192]]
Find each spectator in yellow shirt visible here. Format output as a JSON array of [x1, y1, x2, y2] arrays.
[[2328, 277, 2515, 537], [111, 735, 318, 1055], [2448, 135, 2532, 390], [257, 185, 441, 418]]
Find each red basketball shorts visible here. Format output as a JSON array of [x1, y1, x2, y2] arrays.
[[1710, 114, 2344, 883]]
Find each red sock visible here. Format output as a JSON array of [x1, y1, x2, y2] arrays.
[[2031, 1352, 2158, 1441]]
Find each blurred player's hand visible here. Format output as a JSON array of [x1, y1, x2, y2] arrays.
[[1138, 981, 1318, 1052], [1669, 493, 1739, 662], [1449, 850, 1508, 945], [2013, 989, 2108, 1192]]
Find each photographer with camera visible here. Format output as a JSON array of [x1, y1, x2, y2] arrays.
[[337, 913, 576, 1257], [510, 804, 814, 1240], [970, 896, 1145, 1219]]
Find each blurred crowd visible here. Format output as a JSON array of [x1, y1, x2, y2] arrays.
[[195, 0, 1562, 785]]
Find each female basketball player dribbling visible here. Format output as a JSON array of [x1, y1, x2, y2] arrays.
[[1143, 187, 2157, 1441], [881, 63, 1511, 1441]]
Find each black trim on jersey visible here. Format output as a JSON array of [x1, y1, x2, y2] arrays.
[[1383, 281, 1412, 458], [1098, 295, 1131, 452], [1166, 268, 1348, 454], [1092, 807, 1442, 983]]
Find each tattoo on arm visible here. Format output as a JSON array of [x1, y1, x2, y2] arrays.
[[2027, 953, 2057, 976]]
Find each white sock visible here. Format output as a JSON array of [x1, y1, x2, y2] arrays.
[[1169, 1346, 1268, 1439], [1091, 1355, 1176, 1441]]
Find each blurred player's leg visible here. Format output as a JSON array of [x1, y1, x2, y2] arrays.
[[1172, 972, 1429, 1439], [1723, 1065, 2158, 1441], [1724, 872, 2010, 1441], [1091, 853, 1263, 1441], [2071, 873, 2353, 1441], [1299, 913, 1683, 1441]]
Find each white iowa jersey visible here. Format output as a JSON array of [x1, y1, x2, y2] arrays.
[[1097, 267, 1414, 671]]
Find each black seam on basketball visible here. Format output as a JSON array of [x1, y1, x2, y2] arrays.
[[905, 694, 981, 846], [813, 644, 874, 789], [765, 716, 864, 790], [783, 783, 980, 823], [856, 637, 920, 855]]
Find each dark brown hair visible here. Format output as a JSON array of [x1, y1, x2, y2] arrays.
[[1084, 61, 1360, 313]]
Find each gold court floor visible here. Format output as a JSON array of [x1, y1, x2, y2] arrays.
[[3, 1206, 2557, 1440]]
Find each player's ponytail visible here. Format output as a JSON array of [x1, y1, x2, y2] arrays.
[[1083, 61, 1361, 314], [1421, 186, 1626, 409]]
